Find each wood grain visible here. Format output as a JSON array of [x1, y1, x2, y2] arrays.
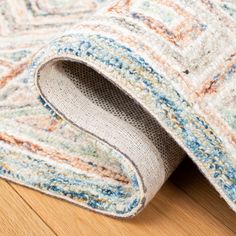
[[0, 180, 55, 236], [0, 159, 235, 235]]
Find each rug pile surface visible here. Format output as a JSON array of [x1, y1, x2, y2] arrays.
[[0, 0, 235, 217]]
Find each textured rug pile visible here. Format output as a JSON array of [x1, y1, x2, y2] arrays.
[[0, 0, 235, 217]]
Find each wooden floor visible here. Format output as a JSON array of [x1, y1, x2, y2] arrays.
[[0, 158, 235, 236]]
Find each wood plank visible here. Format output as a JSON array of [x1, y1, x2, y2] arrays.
[[10, 178, 234, 236], [171, 159, 236, 233], [0, 179, 55, 236]]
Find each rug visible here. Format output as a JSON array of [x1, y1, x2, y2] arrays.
[[0, 0, 235, 217]]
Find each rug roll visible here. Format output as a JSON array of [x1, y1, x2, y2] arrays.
[[0, 0, 185, 218], [1, 0, 236, 218], [30, 44, 185, 217]]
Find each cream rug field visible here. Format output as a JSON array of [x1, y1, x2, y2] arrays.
[[0, 0, 235, 217]]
